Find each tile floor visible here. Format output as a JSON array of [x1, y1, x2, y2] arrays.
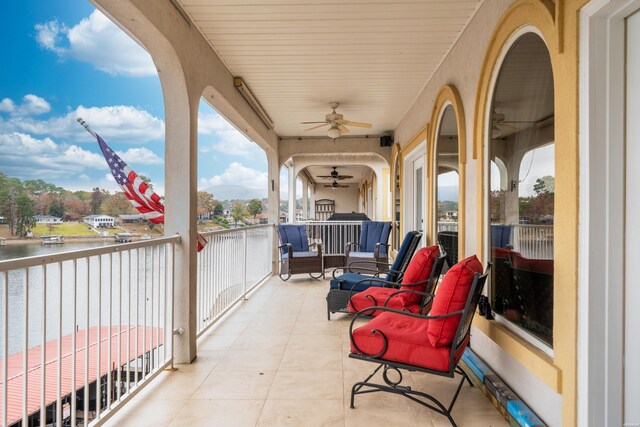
[[103, 276, 509, 427]]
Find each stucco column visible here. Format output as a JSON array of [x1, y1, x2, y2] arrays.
[[287, 162, 297, 223], [309, 186, 316, 219], [301, 178, 309, 220], [267, 149, 280, 274], [164, 91, 198, 364]]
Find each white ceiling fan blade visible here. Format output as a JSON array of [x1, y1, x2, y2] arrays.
[[304, 124, 329, 131], [301, 121, 328, 124], [343, 120, 373, 128], [338, 125, 349, 133]]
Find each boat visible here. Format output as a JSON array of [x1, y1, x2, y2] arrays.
[[140, 234, 152, 240], [114, 232, 136, 243], [41, 235, 64, 245]]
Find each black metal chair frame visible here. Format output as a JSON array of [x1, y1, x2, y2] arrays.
[[345, 241, 390, 273], [278, 241, 324, 281], [347, 264, 491, 427], [347, 252, 447, 317]]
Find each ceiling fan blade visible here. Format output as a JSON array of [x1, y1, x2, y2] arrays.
[[304, 124, 329, 131], [343, 120, 373, 128], [300, 121, 328, 124], [335, 175, 354, 180], [338, 124, 350, 133], [317, 175, 334, 179]]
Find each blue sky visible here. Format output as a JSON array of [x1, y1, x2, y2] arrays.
[[0, 1, 273, 200]]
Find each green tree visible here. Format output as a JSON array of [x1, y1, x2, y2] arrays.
[[213, 201, 224, 217], [231, 202, 247, 226], [49, 199, 65, 218], [16, 193, 35, 237], [101, 192, 135, 217], [247, 199, 263, 218], [91, 187, 107, 214], [197, 191, 216, 218], [0, 174, 23, 236]]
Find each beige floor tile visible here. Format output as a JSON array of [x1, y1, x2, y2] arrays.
[[257, 399, 344, 427], [215, 349, 284, 372], [194, 370, 276, 400], [292, 320, 347, 335], [279, 348, 343, 372], [168, 399, 264, 427], [286, 333, 344, 351], [104, 398, 185, 427], [231, 333, 290, 351], [247, 319, 296, 335], [268, 371, 343, 400], [197, 333, 239, 351]]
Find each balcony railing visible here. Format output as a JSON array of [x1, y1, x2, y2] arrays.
[[437, 221, 458, 232], [300, 221, 362, 255], [512, 224, 554, 260], [0, 235, 179, 427], [196, 225, 273, 337]]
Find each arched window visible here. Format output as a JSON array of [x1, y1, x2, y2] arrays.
[[435, 105, 460, 265], [488, 32, 555, 348]]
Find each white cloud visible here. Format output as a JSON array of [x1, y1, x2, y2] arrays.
[[116, 147, 163, 165], [0, 132, 106, 179], [0, 95, 51, 117], [0, 98, 15, 113], [35, 10, 156, 77], [198, 110, 263, 158], [199, 162, 268, 190], [0, 100, 164, 143]]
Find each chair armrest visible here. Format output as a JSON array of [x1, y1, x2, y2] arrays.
[[347, 260, 393, 269], [383, 289, 434, 309], [345, 242, 360, 257], [373, 242, 390, 259], [349, 305, 465, 358], [278, 243, 292, 259]]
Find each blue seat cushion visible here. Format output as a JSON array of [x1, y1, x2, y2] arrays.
[[282, 251, 318, 259], [348, 251, 376, 258], [359, 221, 391, 255], [330, 273, 387, 293], [277, 224, 310, 254]]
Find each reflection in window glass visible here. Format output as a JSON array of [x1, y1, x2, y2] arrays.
[[393, 156, 401, 250], [435, 105, 459, 267], [489, 33, 555, 347]]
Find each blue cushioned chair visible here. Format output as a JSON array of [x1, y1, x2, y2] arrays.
[[345, 221, 392, 272], [326, 231, 422, 319], [491, 225, 513, 249], [277, 224, 324, 281]]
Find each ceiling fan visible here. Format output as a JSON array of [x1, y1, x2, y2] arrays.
[[324, 180, 349, 190], [317, 167, 353, 181], [301, 102, 373, 139]]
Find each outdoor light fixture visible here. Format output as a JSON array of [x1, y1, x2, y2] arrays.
[[234, 77, 274, 129], [327, 125, 341, 139]]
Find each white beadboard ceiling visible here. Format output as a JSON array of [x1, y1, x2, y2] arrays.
[[178, 0, 484, 137]]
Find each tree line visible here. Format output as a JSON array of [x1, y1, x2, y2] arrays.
[[0, 172, 139, 236]]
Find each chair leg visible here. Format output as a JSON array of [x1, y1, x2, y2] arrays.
[[350, 364, 469, 427]]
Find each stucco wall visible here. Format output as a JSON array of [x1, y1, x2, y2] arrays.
[[314, 185, 359, 214], [392, 0, 562, 425]]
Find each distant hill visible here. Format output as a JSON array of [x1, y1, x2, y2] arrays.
[[204, 185, 266, 201], [437, 185, 459, 202]]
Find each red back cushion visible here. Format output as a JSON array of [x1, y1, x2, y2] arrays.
[[399, 245, 439, 305], [427, 255, 483, 347]]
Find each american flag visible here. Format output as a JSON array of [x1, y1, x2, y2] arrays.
[[91, 128, 207, 252]]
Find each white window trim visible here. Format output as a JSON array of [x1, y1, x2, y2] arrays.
[[579, 1, 640, 425], [403, 142, 426, 236]]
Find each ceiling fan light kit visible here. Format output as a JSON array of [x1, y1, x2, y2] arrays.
[[301, 102, 373, 139]]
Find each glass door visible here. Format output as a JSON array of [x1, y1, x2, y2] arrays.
[[413, 155, 426, 236]]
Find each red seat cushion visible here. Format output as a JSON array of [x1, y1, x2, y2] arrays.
[[350, 312, 468, 372], [427, 255, 483, 347], [348, 245, 439, 315], [348, 287, 421, 316]]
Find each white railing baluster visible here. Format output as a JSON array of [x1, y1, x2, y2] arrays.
[[97, 255, 102, 420], [56, 262, 62, 427], [40, 264, 46, 427], [22, 268, 28, 427], [3, 270, 8, 427], [84, 258, 89, 425], [71, 259, 77, 427]]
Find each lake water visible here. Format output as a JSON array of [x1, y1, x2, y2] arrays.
[[0, 242, 168, 356]]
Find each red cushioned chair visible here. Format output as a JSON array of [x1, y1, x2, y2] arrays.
[[347, 245, 446, 317], [348, 256, 490, 427]]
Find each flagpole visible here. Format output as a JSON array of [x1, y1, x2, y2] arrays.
[[76, 117, 97, 138]]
